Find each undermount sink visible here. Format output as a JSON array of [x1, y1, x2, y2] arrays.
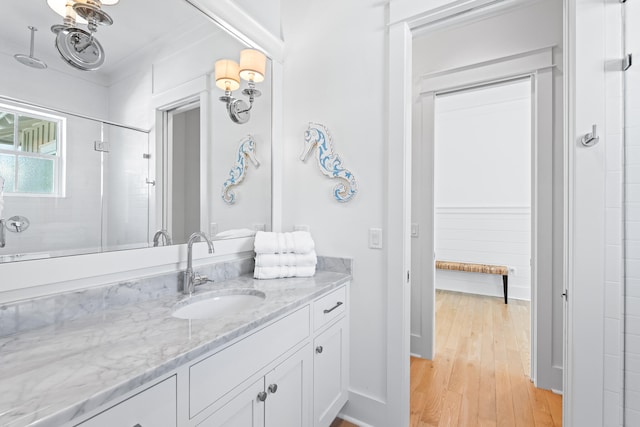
[[172, 289, 266, 320]]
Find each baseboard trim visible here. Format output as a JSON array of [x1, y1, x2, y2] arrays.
[[339, 389, 387, 426], [336, 413, 374, 427]]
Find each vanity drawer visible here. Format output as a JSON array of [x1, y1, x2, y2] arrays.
[[76, 376, 176, 427], [189, 305, 310, 418], [313, 286, 346, 331]]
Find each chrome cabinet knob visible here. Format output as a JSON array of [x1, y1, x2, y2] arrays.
[[257, 391, 267, 402], [268, 383, 278, 394], [316, 346, 323, 354]]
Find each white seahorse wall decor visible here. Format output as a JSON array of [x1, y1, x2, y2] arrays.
[[300, 122, 358, 203], [221, 135, 260, 205]]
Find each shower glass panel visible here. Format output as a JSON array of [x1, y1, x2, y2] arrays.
[[0, 114, 103, 260], [102, 123, 150, 252], [0, 102, 151, 262], [624, 0, 640, 423]]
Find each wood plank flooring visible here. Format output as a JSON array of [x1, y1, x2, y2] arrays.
[[331, 290, 562, 427]]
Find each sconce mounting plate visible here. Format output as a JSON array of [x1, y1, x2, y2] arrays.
[[55, 27, 105, 71], [228, 99, 250, 124]]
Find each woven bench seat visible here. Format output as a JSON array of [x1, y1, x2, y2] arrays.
[[435, 260, 509, 304]]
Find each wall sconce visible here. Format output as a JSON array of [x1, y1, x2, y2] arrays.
[[215, 49, 266, 124]]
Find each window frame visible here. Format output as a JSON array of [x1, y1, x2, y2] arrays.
[[0, 102, 66, 198]]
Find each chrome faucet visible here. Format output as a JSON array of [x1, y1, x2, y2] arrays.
[[184, 232, 215, 295], [152, 229, 172, 247]]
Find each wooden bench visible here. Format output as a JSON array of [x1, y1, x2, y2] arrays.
[[435, 260, 509, 304]]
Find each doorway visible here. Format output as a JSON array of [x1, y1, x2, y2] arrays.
[[161, 101, 203, 245], [412, 76, 534, 356], [409, 42, 559, 394]]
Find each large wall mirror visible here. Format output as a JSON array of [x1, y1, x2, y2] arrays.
[[0, 0, 272, 262]]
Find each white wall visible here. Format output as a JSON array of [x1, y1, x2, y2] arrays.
[[411, 0, 564, 391], [232, 0, 282, 40], [280, 0, 389, 423], [624, 0, 640, 424], [433, 80, 532, 300]]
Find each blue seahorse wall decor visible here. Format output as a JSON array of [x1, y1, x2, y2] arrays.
[[221, 135, 260, 205], [301, 123, 358, 203]]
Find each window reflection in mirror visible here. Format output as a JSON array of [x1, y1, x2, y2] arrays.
[[0, 105, 62, 195]]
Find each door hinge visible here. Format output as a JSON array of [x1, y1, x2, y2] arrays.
[[143, 153, 151, 159], [407, 270, 410, 282], [562, 290, 568, 301], [94, 141, 110, 152], [145, 178, 156, 186], [623, 53, 632, 71]]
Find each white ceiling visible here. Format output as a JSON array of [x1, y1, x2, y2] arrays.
[[2, 0, 225, 82]]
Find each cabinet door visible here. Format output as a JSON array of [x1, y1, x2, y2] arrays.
[[313, 320, 348, 427], [77, 376, 176, 427], [265, 345, 312, 427], [198, 378, 265, 427]]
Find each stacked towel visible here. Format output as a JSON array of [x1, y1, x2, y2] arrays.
[[254, 231, 315, 254], [254, 231, 317, 279]]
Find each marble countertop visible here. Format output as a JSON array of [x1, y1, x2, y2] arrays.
[[0, 271, 350, 427]]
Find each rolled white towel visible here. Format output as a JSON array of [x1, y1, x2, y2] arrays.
[[215, 228, 256, 239], [255, 251, 317, 268], [254, 231, 315, 254], [253, 265, 316, 279]]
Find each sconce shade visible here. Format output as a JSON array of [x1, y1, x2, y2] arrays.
[[215, 59, 241, 91], [47, 0, 88, 24], [239, 49, 266, 83]]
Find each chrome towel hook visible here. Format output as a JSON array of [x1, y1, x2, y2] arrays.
[[581, 124, 600, 147]]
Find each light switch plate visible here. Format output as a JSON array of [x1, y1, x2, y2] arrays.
[[411, 223, 419, 237], [369, 228, 383, 249]]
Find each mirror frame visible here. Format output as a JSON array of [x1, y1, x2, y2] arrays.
[[0, 0, 284, 303]]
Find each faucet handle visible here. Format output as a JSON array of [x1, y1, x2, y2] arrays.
[[193, 274, 210, 286]]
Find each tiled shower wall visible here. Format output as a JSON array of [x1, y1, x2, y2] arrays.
[[603, 1, 625, 425], [624, 0, 640, 424]]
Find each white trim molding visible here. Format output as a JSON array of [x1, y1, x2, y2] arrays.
[[386, 21, 413, 427], [419, 47, 555, 93], [185, 0, 284, 62]]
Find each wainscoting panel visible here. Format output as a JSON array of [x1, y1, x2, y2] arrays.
[[435, 206, 531, 301]]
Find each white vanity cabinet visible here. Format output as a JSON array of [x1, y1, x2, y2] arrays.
[[75, 376, 177, 427], [200, 345, 312, 427], [312, 287, 349, 427]]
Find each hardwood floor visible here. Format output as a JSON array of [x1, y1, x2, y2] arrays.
[[331, 290, 562, 427]]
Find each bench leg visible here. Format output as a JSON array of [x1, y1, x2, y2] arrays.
[[502, 275, 508, 304]]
